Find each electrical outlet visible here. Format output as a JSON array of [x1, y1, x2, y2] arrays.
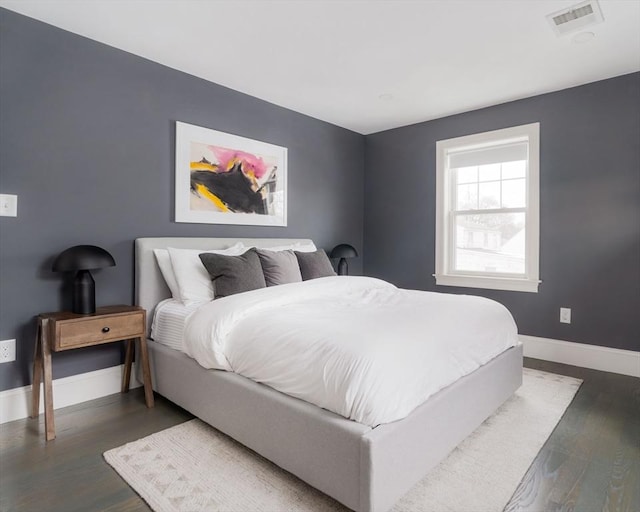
[[560, 307, 571, 324], [0, 339, 16, 363]]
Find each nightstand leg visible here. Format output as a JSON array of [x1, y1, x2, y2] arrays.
[[122, 339, 134, 393], [31, 319, 43, 418], [138, 337, 154, 408], [41, 318, 56, 441]]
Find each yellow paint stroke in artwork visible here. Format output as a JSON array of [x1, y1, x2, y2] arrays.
[[226, 157, 239, 171], [195, 183, 229, 212], [190, 161, 218, 171]]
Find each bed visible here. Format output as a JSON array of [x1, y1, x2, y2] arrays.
[[135, 237, 523, 512]]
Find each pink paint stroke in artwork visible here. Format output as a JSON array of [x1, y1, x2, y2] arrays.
[[209, 145, 268, 179]]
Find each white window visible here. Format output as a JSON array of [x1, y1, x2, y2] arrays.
[[435, 123, 540, 293]]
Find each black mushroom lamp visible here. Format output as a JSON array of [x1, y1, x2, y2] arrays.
[[52, 245, 116, 315], [330, 243, 358, 276]]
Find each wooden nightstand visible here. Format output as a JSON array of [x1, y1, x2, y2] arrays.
[[31, 305, 154, 441]]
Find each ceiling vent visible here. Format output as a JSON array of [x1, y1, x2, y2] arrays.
[[546, 0, 604, 36]]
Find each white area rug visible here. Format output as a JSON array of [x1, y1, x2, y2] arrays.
[[104, 368, 581, 512]]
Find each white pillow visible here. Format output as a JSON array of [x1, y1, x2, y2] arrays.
[[168, 243, 246, 304], [258, 242, 317, 253], [153, 249, 181, 299]]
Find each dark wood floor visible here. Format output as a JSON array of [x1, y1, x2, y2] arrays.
[[1, 358, 638, 512], [505, 359, 640, 512]]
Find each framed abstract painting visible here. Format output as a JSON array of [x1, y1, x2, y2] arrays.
[[175, 121, 287, 226]]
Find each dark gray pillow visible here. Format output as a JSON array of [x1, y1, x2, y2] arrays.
[[199, 248, 266, 298], [295, 249, 337, 281], [256, 249, 302, 286]]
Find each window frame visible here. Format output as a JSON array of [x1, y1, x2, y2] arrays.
[[435, 123, 540, 293]]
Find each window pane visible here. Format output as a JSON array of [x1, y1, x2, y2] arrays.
[[478, 181, 500, 209], [478, 164, 500, 182], [502, 160, 526, 179], [502, 178, 526, 208], [454, 212, 525, 274], [456, 183, 478, 210], [456, 166, 477, 184]]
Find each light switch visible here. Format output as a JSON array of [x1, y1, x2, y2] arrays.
[[0, 194, 17, 217]]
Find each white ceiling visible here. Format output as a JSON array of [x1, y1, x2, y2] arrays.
[[2, 0, 639, 134]]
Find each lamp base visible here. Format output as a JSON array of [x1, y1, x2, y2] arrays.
[[73, 270, 96, 315], [337, 258, 349, 276]]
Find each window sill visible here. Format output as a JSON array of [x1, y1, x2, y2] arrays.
[[434, 274, 540, 293]]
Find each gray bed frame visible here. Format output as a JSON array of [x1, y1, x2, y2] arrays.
[[135, 237, 523, 512]]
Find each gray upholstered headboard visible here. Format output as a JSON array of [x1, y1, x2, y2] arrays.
[[135, 237, 314, 335]]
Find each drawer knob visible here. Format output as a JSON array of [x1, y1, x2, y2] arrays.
[[102, 327, 110, 333]]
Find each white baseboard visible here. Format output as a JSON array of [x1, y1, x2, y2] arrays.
[[0, 364, 141, 425], [520, 335, 640, 378]]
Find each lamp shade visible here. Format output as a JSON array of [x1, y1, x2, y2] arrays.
[[329, 244, 358, 259], [52, 245, 115, 272]]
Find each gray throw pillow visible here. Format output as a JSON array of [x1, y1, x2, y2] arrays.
[[199, 248, 266, 298], [295, 249, 337, 281], [256, 249, 303, 286]]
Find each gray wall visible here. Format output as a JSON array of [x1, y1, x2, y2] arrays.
[[364, 73, 640, 352], [0, 9, 365, 391]]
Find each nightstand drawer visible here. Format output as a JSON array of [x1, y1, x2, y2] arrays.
[[55, 312, 144, 350]]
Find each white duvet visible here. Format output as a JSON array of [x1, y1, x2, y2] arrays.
[[184, 276, 518, 427]]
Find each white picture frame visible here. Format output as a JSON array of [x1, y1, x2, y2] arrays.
[[175, 121, 287, 226]]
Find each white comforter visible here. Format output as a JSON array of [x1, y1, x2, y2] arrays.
[[184, 276, 518, 427]]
